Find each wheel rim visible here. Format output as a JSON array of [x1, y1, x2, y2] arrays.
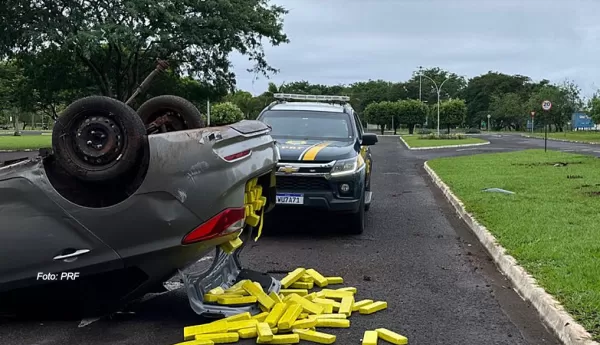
[[73, 115, 124, 166], [148, 111, 187, 133]]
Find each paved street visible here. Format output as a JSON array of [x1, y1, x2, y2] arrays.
[[3, 133, 597, 344]]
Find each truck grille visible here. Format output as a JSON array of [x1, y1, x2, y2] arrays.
[[276, 176, 331, 191]]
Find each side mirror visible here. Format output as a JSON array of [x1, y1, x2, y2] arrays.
[[361, 133, 378, 146]]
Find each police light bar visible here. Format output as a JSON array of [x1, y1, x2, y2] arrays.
[[274, 93, 350, 102]]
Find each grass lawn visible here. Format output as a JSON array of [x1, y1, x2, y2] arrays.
[[428, 149, 600, 339], [401, 135, 488, 148], [528, 131, 600, 144], [0, 135, 52, 150]]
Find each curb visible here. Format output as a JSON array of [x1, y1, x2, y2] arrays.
[[399, 136, 490, 150], [0, 149, 33, 153], [521, 134, 600, 145], [423, 161, 597, 345]]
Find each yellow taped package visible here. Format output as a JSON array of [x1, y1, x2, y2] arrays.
[[219, 237, 243, 254], [207, 287, 225, 295], [257, 334, 300, 344], [317, 289, 353, 300], [290, 281, 314, 289], [337, 286, 357, 294], [293, 329, 337, 344], [353, 299, 374, 311], [277, 303, 303, 330], [325, 276, 343, 285], [281, 268, 306, 288], [226, 319, 258, 331], [265, 303, 288, 328], [252, 312, 269, 322], [242, 280, 276, 310], [217, 296, 257, 305], [292, 315, 317, 329], [172, 339, 215, 345], [299, 274, 314, 283], [314, 319, 350, 328], [280, 289, 308, 296], [375, 328, 408, 345], [313, 298, 340, 311], [224, 312, 251, 322], [359, 301, 388, 315], [183, 321, 228, 340], [315, 313, 347, 320], [269, 291, 283, 303], [305, 269, 329, 287], [194, 332, 239, 343], [338, 295, 354, 316], [256, 322, 274, 342], [362, 330, 378, 345], [288, 293, 324, 315], [238, 327, 257, 339]]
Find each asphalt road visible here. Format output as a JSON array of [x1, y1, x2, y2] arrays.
[[3, 133, 596, 345]]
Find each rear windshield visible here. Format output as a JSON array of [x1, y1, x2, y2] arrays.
[[260, 110, 353, 141]]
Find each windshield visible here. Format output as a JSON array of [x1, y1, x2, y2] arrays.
[[260, 110, 353, 141]]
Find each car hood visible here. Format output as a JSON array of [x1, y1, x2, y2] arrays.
[[274, 138, 356, 162]]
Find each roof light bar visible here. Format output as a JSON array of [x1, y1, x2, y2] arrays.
[[273, 93, 350, 103]]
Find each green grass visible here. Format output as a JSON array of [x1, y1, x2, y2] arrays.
[[428, 149, 600, 339], [0, 135, 52, 150], [401, 135, 488, 148], [527, 131, 600, 144]]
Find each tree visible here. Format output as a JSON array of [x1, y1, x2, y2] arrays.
[[488, 93, 527, 130], [527, 85, 571, 131], [405, 67, 467, 104], [396, 100, 428, 134], [433, 99, 467, 133], [1, 0, 290, 102], [223, 91, 257, 118], [210, 102, 244, 126], [589, 94, 600, 124], [364, 101, 395, 135]]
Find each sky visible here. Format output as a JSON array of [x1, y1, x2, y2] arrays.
[[229, 0, 600, 99]]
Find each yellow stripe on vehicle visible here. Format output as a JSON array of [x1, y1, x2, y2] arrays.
[[302, 142, 332, 161], [298, 143, 321, 160]]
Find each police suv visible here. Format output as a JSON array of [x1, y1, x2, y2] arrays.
[[257, 93, 377, 234]]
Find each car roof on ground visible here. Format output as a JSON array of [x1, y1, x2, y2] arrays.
[[268, 102, 346, 113]]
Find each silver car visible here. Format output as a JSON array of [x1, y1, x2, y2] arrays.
[[0, 95, 280, 316]]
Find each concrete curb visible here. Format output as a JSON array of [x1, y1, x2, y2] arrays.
[[0, 149, 33, 153], [399, 136, 490, 150], [423, 161, 597, 345], [521, 134, 600, 145]]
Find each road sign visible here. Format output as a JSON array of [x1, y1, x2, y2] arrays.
[[531, 111, 535, 117], [487, 114, 491, 119], [542, 100, 552, 111]]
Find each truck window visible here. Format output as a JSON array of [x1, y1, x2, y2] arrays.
[[260, 110, 354, 141]]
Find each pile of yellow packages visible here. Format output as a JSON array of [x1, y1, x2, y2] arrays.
[[176, 268, 408, 345]]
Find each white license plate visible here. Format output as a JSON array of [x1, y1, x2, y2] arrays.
[[276, 193, 304, 205]]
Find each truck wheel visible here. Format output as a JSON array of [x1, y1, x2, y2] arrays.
[[52, 96, 147, 182], [347, 192, 365, 234], [137, 95, 205, 134]]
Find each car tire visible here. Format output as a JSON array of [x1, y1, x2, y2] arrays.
[[137, 95, 205, 134], [52, 96, 147, 182], [347, 191, 365, 234]]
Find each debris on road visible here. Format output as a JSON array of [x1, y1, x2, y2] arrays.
[[176, 268, 403, 345], [482, 187, 515, 194]]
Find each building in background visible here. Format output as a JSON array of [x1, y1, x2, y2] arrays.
[[571, 112, 597, 131]]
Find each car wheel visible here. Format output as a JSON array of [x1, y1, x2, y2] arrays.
[[137, 95, 205, 134], [347, 191, 365, 234], [52, 96, 147, 182]]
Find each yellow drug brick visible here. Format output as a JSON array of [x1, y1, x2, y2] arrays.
[[325, 277, 343, 285], [299, 274, 314, 283], [352, 299, 374, 311], [265, 303, 288, 328], [283, 293, 299, 302], [224, 288, 249, 296], [362, 330, 378, 345], [298, 313, 309, 319], [337, 287, 357, 294], [317, 289, 353, 300], [315, 313, 347, 320], [293, 329, 336, 344], [281, 268, 306, 288], [313, 298, 340, 311], [288, 294, 324, 315], [217, 296, 257, 305], [246, 213, 260, 227], [208, 287, 225, 295], [314, 319, 350, 328], [219, 237, 243, 254], [259, 304, 269, 312], [194, 332, 239, 343], [338, 296, 354, 316], [305, 269, 329, 288], [277, 303, 303, 330], [280, 289, 308, 296], [257, 334, 300, 344], [256, 322, 274, 342], [242, 280, 276, 310], [228, 279, 250, 291], [375, 328, 408, 345], [227, 319, 258, 331], [238, 327, 257, 339], [252, 312, 269, 322], [269, 291, 283, 303], [172, 339, 215, 345], [292, 315, 317, 329], [290, 281, 314, 289], [305, 292, 317, 301], [224, 312, 251, 322], [215, 294, 244, 299], [203, 294, 221, 303], [271, 327, 278, 334], [253, 282, 264, 291], [359, 301, 388, 315], [184, 322, 227, 340]]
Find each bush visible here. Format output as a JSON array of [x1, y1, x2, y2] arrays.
[[419, 133, 466, 140], [210, 102, 244, 126], [464, 128, 481, 134], [417, 128, 432, 134]]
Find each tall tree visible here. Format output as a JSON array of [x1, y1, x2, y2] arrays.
[[527, 85, 571, 131], [405, 67, 467, 104], [396, 100, 428, 134], [433, 99, 467, 133], [488, 93, 527, 130]]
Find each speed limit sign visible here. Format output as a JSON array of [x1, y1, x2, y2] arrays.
[[542, 100, 552, 111]]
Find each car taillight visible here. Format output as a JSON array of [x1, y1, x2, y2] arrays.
[[182, 208, 246, 245], [223, 149, 252, 162]]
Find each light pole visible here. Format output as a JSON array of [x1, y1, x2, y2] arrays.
[[420, 74, 450, 136], [418, 66, 423, 102], [487, 114, 491, 131]]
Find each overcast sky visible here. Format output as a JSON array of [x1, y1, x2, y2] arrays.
[[229, 0, 600, 98]]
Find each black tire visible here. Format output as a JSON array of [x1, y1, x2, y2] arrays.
[[52, 96, 147, 182], [348, 191, 366, 234], [137, 95, 204, 134]]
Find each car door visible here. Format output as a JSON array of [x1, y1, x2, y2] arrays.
[[0, 177, 123, 293], [353, 113, 372, 186]]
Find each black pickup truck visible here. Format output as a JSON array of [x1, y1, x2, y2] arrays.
[[257, 93, 378, 234]]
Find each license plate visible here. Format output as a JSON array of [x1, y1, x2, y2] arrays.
[[276, 193, 304, 205]]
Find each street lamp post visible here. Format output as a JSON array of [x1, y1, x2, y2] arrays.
[[418, 66, 423, 102], [487, 114, 491, 131], [420, 74, 450, 136]]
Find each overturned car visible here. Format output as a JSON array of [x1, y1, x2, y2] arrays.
[[0, 93, 281, 317]]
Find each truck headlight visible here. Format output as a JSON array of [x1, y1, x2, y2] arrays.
[[330, 156, 364, 177]]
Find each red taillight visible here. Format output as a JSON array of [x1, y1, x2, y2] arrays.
[[223, 149, 252, 161], [182, 208, 246, 245]]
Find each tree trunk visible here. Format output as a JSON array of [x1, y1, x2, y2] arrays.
[[380, 126, 384, 135], [447, 125, 450, 134], [408, 124, 414, 134]]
